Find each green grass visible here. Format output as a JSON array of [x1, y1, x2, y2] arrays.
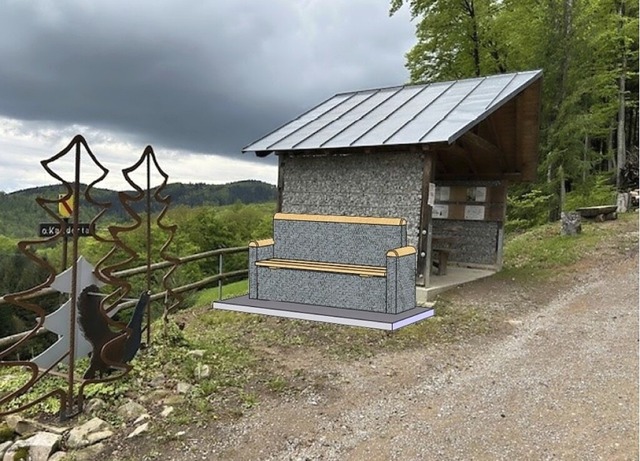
[[189, 279, 249, 307], [504, 224, 597, 270], [502, 211, 638, 279]]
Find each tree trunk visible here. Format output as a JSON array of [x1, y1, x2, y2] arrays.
[[559, 166, 566, 212], [583, 133, 589, 182], [560, 0, 573, 101], [616, 0, 627, 190], [464, 0, 481, 76], [609, 124, 616, 171]]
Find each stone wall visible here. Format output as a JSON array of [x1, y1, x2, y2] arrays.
[[273, 218, 407, 266], [280, 150, 424, 249], [432, 219, 500, 266]]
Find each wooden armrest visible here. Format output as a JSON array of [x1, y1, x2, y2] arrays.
[[386, 246, 416, 257], [249, 238, 274, 248]]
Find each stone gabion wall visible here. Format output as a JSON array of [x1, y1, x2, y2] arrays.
[[254, 267, 388, 312], [432, 219, 500, 266], [280, 150, 424, 249], [273, 218, 407, 266], [385, 252, 417, 314]]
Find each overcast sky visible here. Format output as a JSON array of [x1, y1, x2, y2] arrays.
[[0, 0, 414, 193]]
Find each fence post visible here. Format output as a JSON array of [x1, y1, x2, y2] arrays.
[[218, 253, 223, 300]]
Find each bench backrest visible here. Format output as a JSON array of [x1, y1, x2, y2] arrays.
[[273, 213, 408, 267]]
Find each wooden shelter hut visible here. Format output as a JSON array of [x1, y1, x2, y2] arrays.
[[242, 70, 543, 295]]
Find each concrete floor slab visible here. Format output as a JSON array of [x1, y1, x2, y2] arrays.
[[418, 266, 497, 303], [213, 296, 434, 331]]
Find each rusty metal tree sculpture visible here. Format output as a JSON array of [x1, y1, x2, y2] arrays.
[[0, 136, 180, 420]]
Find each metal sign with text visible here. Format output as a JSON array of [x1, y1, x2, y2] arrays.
[[38, 223, 94, 238]]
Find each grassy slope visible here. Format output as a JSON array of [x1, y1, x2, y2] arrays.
[[1, 213, 637, 435], [159, 213, 638, 418]]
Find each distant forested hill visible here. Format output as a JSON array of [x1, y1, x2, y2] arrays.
[[0, 180, 276, 238]]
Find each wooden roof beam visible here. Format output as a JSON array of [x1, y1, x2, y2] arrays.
[[443, 144, 479, 176], [486, 116, 515, 172], [516, 80, 542, 181], [435, 151, 450, 176], [436, 172, 522, 181], [458, 131, 508, 172]]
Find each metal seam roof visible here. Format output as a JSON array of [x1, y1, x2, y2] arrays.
[[382, 81, 456, 145], [291, 89, 381, 149], [243, 70, 543, 154], [319, 86, 402, 148], [417, 77, 485, 143]]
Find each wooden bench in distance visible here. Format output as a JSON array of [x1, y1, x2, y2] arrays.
[[432, 248, 451, 276]]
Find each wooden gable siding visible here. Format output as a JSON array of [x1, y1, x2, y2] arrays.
[[432, 80, 541, 182]]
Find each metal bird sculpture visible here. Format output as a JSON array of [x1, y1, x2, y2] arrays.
[[77, 285, 150, 379]]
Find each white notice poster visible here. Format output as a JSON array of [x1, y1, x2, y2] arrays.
[[466, 186, 487, 202], [432, 204, 449, 219], [428, 183, 436, 206], [436, 186, 450, 201], [475, 187, 487, 202], [464, 205, 485, 220]]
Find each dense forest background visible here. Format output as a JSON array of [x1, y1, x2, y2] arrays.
[[391, 0, 639, 227], [0, 180, 276, 238], [0, 181, 276, 356]]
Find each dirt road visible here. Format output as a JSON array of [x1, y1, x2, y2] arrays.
[[202, 251, 638, 460]]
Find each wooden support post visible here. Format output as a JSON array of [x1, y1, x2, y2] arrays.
[[417, 152, 434, 287], [276, 153, 284, 213], [496, 182, 507, 269]]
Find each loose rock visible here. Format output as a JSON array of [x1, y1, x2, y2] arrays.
[[3, 416, 66, 437], [160, 406, 174, 418], [0, 441, 12, 459], [4, 415, 37, 437], [187, 349, 206, 358], [561, 211, 582, 235], [195, 364, 211, 380], [83, 398, 107, 416], [126, 422, 150, 439], [116, 400, 148, 421], [161, 394, 185, 405], [140, 389, 172, 404], [3, 439, 29, 461], [47, 452, 68, 461], [69, 442, 106, 461], [133, 414, 150, 425], [176, 382, 193, 394], [24, 431, 60, 461], [65, 418, 113, 450]]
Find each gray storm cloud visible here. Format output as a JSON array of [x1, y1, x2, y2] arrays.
[[0, 0, 412, 157]]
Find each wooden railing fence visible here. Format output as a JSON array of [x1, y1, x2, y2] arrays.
[[0, 246, 249, 348]]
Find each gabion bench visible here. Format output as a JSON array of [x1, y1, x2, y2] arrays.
[[248, 213, 416, 314]]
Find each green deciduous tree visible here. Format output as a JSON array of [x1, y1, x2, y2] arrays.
[[392, 0, 639, 224], [391, 0, 506, 81]]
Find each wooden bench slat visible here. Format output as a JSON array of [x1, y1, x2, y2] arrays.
[[265, 258, 384, 272], [257, 259, 386, 277], [255, 258, 387, 277], [274, 213, 406, 226]]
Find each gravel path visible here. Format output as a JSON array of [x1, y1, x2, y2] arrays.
[[206, 252, 639, 461]]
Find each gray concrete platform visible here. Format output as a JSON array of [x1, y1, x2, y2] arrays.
[[418, 265, 497, 303], [212, 296, 434, 331]]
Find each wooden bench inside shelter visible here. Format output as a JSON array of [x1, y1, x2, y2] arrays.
[[431, 225, 463, 276], [249, 213, 417, 314]]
